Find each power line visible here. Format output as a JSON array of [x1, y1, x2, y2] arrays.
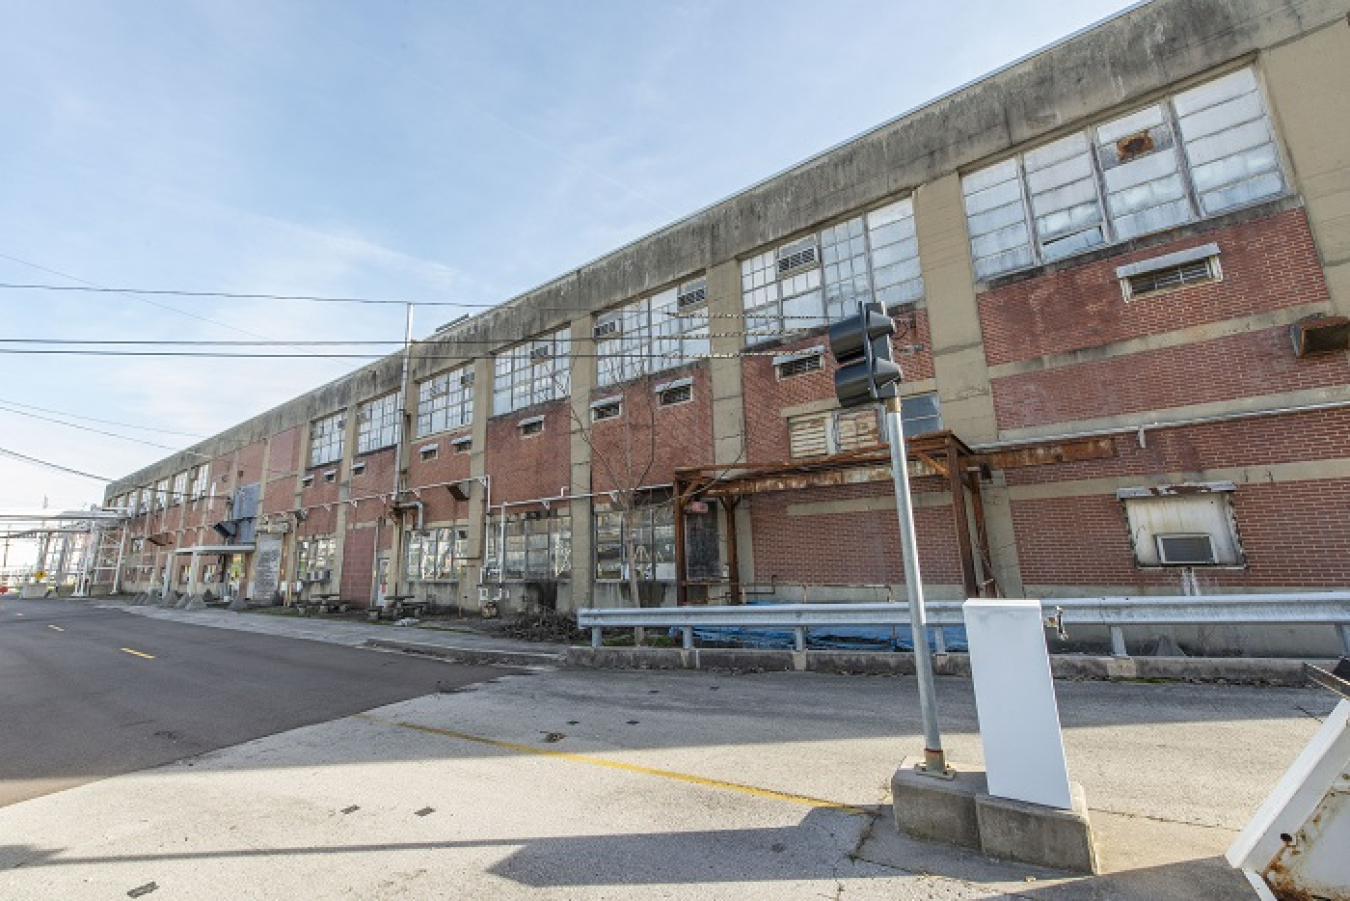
[[0, 445, 112, 482], [0, 402, 204, 455], [0, 282, 474, 307], [0, 397, 206, 439]]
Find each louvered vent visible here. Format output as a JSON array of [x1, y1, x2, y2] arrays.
[[677, 280, 707, 309], [1127, 259, 1215, 298], [776, 239, 818, 277], [777, 354, 822, 379]]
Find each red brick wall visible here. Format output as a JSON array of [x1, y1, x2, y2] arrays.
[[1012, 478, 1350, 591], [486, 404, 572, 505], [1007, 409, 1350, 487], [992, 326, 1350, 430], [747, 478, 963, 588], [588, 366, 714, 492], [408, 434, 475, 523], [348, 446, 396, 526], [262, 427, 300, 516], [979, 209, 1329, 367]]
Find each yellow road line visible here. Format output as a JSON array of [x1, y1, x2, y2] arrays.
[[47, 625, 64, 631], [120, 648, 155, 659], [356, 714, 868, 816]]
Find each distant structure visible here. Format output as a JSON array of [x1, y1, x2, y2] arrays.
[[105, 0, 1350, 654]]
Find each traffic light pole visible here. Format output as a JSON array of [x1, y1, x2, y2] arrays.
[[882, 394, 949, 776]]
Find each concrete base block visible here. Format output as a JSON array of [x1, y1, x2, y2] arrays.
[[977, 782, 1098, 874], [891, 756, 984, 849], [891, 761, 1099, 874]]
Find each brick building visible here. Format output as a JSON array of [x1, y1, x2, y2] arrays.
[[105, 0, 1350, 653]]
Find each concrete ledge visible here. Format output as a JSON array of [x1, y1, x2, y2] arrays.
[[892, 761, 1099, 875], [363, 638, 565, 669], [892, 756, 985, 849], [564, 646, 1329, 684], [977, 783, 1098, 874]]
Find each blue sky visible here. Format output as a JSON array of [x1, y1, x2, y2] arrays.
[[0, 0, 1138, 513]]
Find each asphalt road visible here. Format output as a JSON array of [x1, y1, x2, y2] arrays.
[[0, 598, 517, 807]]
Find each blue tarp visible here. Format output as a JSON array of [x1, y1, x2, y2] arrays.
[[671, 603, 967, 652]]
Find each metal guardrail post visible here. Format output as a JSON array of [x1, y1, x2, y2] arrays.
[[794, 627, 805, 652], [1339, 624, 1350, 658], [682, 627, 693, 650], [591, 626, 602, 649], [1110, 626, 1128, 658]]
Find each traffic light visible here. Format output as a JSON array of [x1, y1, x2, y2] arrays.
[[828, 301, 902, 408]]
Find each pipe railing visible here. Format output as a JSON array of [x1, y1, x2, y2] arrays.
[[576, 592, 1350, 658]]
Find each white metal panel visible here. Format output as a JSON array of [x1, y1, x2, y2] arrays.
[[963, 598, 1074, 810]]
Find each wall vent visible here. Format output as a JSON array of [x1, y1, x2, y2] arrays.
[[776, 239, 818, 277], [677, 280, 707, 309]]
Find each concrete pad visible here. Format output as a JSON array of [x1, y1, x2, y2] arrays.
[[891, 756, 984, 848], [977, 782, 1098, 874]]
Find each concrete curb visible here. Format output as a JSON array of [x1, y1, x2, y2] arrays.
[[563, 646, 1331, 685], [363, 638, 566, 669]]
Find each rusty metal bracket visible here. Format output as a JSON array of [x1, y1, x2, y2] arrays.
[[1044, 605, 1067, 641]]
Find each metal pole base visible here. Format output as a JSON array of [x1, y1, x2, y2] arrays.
[[913, 748, 955, 780]]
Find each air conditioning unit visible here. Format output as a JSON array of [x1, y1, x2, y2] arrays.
[[1156, 534, 1216, 565], [593, 319, 621, 339]]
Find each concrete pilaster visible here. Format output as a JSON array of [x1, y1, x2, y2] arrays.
[[705, 258, 755, 586], [1264, 18, 1350, 322], [464, 355, 494, 610], [568, 317, 598, 611], [914, 174, 1025, 598]]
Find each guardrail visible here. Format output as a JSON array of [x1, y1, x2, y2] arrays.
[[577, 592, 1350, 658]]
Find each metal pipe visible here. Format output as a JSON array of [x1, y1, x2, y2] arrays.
[[883, 395, 946, 774]]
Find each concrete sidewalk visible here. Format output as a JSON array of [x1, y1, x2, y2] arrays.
[[101, 596, 570, 668]]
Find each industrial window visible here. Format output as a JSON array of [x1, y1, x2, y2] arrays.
[[416, 366, 473, 437], [901, 393, 943, 437], [519, 416, 545, 437], [297, 535, 336, 581], [656, 379, 693, 407], [591, 398, 622, 422], [593, 495, 674, 582], [309, 412, 345, 468], [356, 392, 400, 454], [353, 461, 367, 476], [189, 466, 206, 501], [1118, 484, 1244, 567], [404, 526, 469, 581], [595, 278, 710, 388], [963, 66, 1284, 279], [154, 478, 170, 510], [301, 474, 314, 487], [741, 198, 922, 342], [488, 510, 572, 581], [418, 444, 438, 461], [452, 436, 472, 454], [170, 471, 187, 506], [323, 470, 337, 483], [492, 328, 571, 415]]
